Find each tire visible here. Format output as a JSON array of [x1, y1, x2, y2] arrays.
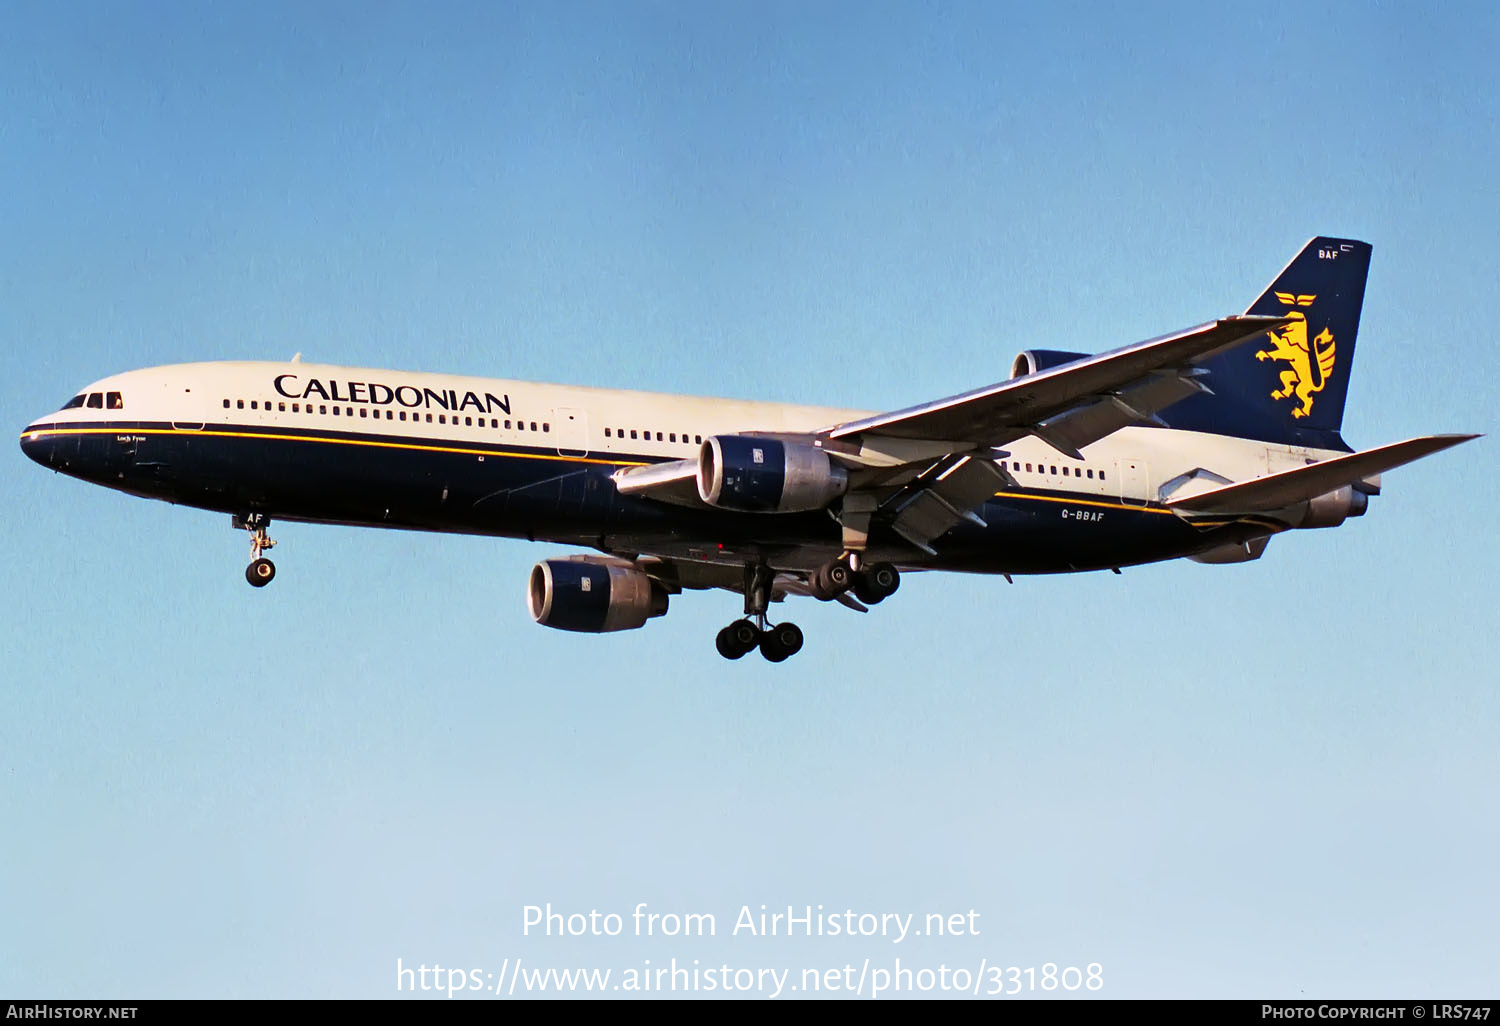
[[760, 622, 803, 662], [851, 575, 884, 605], [716, 625, 748, 660], [716, 619, 759, 659], [246, 558, 276, 587], [866, 562, 900, 598], [825, 561, 853, 592], [809, 566, 837, 601]]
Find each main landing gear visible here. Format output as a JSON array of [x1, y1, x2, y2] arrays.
[[809, 555, 900, 605], [234, 513, 277, 588], [716, 562, 804, 663]]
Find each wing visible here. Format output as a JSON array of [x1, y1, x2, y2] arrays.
[[818, 315, 1292, 550], [822, 315, 1290, 458], [612, 315, 1294, 559]]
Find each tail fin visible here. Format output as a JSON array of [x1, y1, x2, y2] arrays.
[[1161, 237, 1372, 450]]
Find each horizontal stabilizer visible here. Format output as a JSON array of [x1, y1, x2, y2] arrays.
[[1170, 434, 1480, 514]]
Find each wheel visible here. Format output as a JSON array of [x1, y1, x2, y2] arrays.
[[851, 574, 884, 605], [866, 562, 900, 598], [716, 619, 760, 660], [809, 565, 838, 601], [825, 561, 853, 591], [759, 622, 804, 662], [246, 558, 276, 587]]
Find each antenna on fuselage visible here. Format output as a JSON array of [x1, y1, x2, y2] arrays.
[[291, 353, 302, 363]]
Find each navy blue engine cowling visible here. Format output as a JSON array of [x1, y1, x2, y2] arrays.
[[528, 558, 669, 633], [697, 435, 849, 513], [1010, 350, 1091, 378]]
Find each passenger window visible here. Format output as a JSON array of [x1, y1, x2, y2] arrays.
[[62, 394, 86, 410], [1050, 465, 1057, 475], [630, 430, 638, 439], [655, 431, 662, 441], [292, 403, 299, 413], [505, 419, 511, 429], [278, 402, 286, 412], [426, 413, 433, 423], [465, 416, 472, 426], [695, 435, 702, 444], [333, 407, 340, 416], [399, 411, 406, 421], [107, 392, 123, 409], [320, 405, 327, 414], [237, 400, 245, 410], [438, 414, 446, 424], [491, 418, 498, 428], [1099, 470, 1106, 481], [346, 407, 353, 417], [223, 399, 231, 409], [543, 423, 549, 433], [531, 422, 538, 432], [1025, 463, 1032, 472], [605, 428, 612, 437], [251, 401, 258, 410], [359, 408, 367, 418], [669, 433, 676, 442], [87, 393, 103, 408], [387, 410, 393, 420]]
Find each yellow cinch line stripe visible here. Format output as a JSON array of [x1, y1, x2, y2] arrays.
[[990, 489, 1174, 516], [19, 426, 650, 468], [24, 427, 1193, 518]]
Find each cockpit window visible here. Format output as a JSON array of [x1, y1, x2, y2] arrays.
[[62, 394, 86, 410], [107, 391, 123, 410], [86, 392, 103, 409]]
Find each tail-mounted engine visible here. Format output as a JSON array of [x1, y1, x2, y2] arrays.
[[528, 557, 669, 633], [1291, 484, 1369, 529], [1010, 349, 1090, 378], [697, 435, 849, 513]]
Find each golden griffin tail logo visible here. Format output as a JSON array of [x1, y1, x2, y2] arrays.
[[1256, 292, 1337, 419]]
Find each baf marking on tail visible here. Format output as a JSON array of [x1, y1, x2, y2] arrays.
[[1256, 293, 1337, 419]]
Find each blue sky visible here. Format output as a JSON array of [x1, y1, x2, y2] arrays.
[[2, 1, 1496, 999]]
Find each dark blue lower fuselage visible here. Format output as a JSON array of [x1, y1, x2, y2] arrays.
[[20, 420, 1250, 575]]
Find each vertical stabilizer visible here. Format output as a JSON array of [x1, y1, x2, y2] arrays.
[[1161, 237, 1371, 450]]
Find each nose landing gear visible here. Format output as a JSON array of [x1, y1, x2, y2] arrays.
[[234, 513, 277, 588]]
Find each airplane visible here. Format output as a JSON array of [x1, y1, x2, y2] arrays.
[[18, 236, 1477, 663]]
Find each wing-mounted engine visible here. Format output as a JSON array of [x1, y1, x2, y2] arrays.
[[697, 435, 849, 513], [528, 556, 669, 633], [1010, 350, 1091, 378]]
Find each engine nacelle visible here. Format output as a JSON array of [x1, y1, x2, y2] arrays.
[[1188, 536, 1271, 564], [528, 558, 669, 633], [1292, 484, 1369, 529], [1011, 349, 1090, 378], [697, 435, 849, 513]]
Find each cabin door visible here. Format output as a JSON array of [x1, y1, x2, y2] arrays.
[[553, 408, 590, 458]]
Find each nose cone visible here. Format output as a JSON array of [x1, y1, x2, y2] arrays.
[[20, 425, 53, 468]]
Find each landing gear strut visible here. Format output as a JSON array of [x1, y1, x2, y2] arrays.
[[234, 513, 277, 588], [715, 562, 805, 663], [810, 554, 900, 604]]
